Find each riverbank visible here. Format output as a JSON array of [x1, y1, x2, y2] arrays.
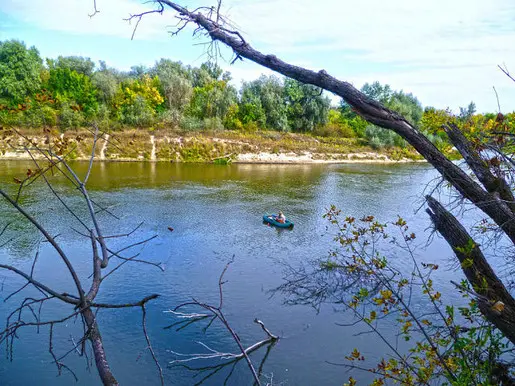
[[0, 128, 424, 164]]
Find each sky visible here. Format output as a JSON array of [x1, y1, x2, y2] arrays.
[[1, 0, 515, 112]]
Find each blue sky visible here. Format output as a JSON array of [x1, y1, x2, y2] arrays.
[[1, 0, 515, 112]]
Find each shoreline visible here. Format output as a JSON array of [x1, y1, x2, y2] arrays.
[[0, 151, 425, 164], [0, 129, 425, 165]]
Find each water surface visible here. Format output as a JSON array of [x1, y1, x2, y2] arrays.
[[0, 161, 465, 385]]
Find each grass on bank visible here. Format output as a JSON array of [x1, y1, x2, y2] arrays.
[[0, 127, 441, 162]]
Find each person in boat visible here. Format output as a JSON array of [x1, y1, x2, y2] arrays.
[[276, 211, 286, 223]]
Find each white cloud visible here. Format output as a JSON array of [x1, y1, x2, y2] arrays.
[[222, 0, 515, 111]]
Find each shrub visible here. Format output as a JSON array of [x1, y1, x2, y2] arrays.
[[92, 103, 113, 129], [365, 125, 406, 149], [425, 132, 446, 150], [0, 109, 22, 126], [313, 123, 356, 138], [224, 115, 243, 131], [23, 105, 58, 127], [58, 104, 85, 130], [158, 109, 182, 128], [202, 117, 224, 131], [180, 116, 204, 132], [242, 121, 259, 133], [118, 96, 155, 127]]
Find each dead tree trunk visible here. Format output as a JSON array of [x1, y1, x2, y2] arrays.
[[83, 307, 118, 386], [426, 196, 515, 344]]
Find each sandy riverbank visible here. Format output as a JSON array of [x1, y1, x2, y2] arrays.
[[234, 151, 422, 164], [0, 129, 424, 164], [0, 149, 423, 164]]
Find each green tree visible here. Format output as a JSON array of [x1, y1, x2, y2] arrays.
[[189, 62, 228, 87], [47, 67, 98, 117], [283, 78, 330, 132], [338, 101, 368, 137], [91, 63, 120, 104], [114, 75, 164, 126], [313, 109, 356, 138], [188, 79, 237, 121], [47, 56, 95, 77], [361, 81, 392, 104], [0, 40, 43, 106], [128, 65, 148, 79], [238, 96, 266, 126], [459, 101, 477, 121], [360, 81, 423, 148], [361, 81, 423, 126], [240, 75, 288, 131], [151, 59, 193, 125]]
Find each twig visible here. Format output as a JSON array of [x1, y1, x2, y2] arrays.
[[49, 323, 79, 381], [91, 294, 159, 308], [125, 3, 164, 40], [141, 303, 164, 386], [89, 0, 100, 17], [83, 124, 99, 186], [498, 64, 515, 84], [0, 192, 85, 303], [493, 86, 501, 113]]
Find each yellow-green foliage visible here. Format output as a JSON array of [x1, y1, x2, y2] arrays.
[[114, 75, 164, 110], [313, 110, 356, 138]]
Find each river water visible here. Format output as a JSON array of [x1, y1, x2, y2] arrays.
[[0, 161, 467, 385]]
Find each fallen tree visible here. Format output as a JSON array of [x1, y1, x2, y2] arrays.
[[120, 0, 515, 347]]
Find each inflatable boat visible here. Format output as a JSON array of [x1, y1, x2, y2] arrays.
[[263, 214, 294, 229]]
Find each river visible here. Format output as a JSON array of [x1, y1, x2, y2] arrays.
[[0, 161, 467, 385]]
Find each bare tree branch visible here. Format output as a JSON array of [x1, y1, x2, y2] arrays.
[[170, 261, 278, 385], [89, 0, 100, 18], [0, 190, 85, 301], [0, 128, 163, 385], [141, 303, 164, 386], [498, 64, 515, 84]]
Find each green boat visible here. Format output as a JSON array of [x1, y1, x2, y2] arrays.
[[263, 214, 294, 229]]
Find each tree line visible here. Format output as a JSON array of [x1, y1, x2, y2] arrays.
[[1, 39, 514, 151]]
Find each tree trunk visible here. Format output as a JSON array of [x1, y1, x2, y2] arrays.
[[426, 196, 515, 344]]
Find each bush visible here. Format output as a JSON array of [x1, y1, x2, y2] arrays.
[[224, 116, 243, 131], [94, 103, 112, 126], [158, 109, 182, 128], [0, 110, 22, 126], [58, 104, 85, 130], [202, 117, 224, 131], [22, 105, 58, 127], [118, 96, 155, 127], [242, 121, 259, 133], [425, 132, 446, 150], [313, 123, 356, 138], [368, 135, 386, 150], [180, 116, 204, 132], [365, 125, 406, 149]]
